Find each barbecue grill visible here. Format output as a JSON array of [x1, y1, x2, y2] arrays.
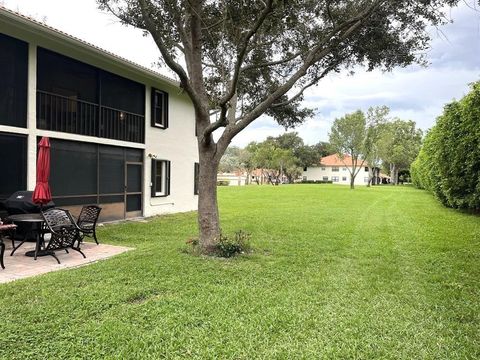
[[2, 191, 55, 240]]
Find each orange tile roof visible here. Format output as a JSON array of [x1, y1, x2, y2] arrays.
[[320, 154, 369, 167]]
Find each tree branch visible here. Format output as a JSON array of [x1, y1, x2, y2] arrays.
[[137, 1, 194, 92], [270, 65, 336, 109], [240, 50, 305, 72], [214, 1, 382, 156], [218, 0, 275, 107]]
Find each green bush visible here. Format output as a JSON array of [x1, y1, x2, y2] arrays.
[[411, 81, 480, 210], [217, 180, 230, 186], [215, 230, 252, 258]]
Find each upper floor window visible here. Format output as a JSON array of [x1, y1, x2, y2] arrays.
[[365, 166, 369, 172], [151, 88, 169, 129], [332, 167, 339, 172], [321, 167, 326, 171]]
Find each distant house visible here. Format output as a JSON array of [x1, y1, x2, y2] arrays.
[[217, 172, 247, 186], [302, 154, 371, 186]]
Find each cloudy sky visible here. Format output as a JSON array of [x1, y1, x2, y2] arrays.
[[3, 0, 479, 146]]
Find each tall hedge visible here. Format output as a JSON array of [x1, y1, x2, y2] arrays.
[[411, 81, 480, 210]]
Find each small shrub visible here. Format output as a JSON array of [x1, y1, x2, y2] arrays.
[[217, 180, 230, 186], [184, 230, 252, 258], [215, 230, 252, 258]]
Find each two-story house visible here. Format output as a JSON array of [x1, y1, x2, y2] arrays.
[[302, 154, 370, 186], [0, 7, 198, 222]]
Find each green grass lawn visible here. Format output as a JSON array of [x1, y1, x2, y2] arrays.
[[1, 185, 479, 359]]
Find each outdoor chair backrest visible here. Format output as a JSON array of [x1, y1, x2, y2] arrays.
[[77, 205, 101, 229], [39, 209, 86, 264], [42, 208, 82, 250], [42, 208, 74, 231]]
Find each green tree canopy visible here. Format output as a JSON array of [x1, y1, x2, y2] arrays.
[[411, 81, 480, 209], [378, 119, 422, 185], [98, 0, 470, 250]]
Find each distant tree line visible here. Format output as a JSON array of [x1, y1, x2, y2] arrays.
[[411, 81, 480, 210], [220, 106, 423, 187], [328, 106, 422, 188], [219, 133, 334, 184]]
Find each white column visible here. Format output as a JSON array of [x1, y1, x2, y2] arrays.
[[143, 85, 151, 216], [26, 43, 37, 190]]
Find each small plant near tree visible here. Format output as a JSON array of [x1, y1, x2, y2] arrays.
[[186, 230, 252, 258]]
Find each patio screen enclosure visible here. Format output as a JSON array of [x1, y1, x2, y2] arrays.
[[49, 138, 143, 221], [36, 48, 146, 143]]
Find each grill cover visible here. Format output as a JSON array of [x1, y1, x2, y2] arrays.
[[3, 191, 55, 215], [2, 191, 55, 240]]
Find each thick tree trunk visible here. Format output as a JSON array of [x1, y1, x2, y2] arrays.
[[197, 146, 221, 253], [350, 175, 355, 189]]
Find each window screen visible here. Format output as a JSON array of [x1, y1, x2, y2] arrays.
[[99, 146, 124, 194], [101, 70, 145, 115], [0, 133, 27, 199], [0, 34, 27, 128], [151, 159, 170, 197], [151, 88, 169, 129], [37, 47, 98, 103], [50, 139, 98, 196], [127, 164, 142, 193]]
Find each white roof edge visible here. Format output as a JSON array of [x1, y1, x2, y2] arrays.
[[0, 5, 180, 88]]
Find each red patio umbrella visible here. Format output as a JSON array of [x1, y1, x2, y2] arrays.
[[32, 137, 52, 206]]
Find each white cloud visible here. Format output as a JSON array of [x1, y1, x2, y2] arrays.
[[4, 0, 480, 148]]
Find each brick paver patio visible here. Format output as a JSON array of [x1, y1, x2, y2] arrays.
[[0, 240, 132, 284]]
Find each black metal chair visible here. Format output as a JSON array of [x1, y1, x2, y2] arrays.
[[0, 221, 17, 269], [41, 208, 85, 264], [77, 205, 102, 245]]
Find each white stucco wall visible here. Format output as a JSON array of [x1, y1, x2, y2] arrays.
[[303, 166, 370, 186], [143, 83, 198, 216]]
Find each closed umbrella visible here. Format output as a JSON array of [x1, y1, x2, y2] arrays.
[[32, 137, 52, 206]]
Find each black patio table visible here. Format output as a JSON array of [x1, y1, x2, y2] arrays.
[[7, 213, 52, 260]]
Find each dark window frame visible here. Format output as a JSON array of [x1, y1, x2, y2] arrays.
[[151, 159, 171, 197], [151, 88, 169, 129], [332, 166, 339, 172]]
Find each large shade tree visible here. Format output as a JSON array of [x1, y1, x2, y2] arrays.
[[99, 0, 463, 253]]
